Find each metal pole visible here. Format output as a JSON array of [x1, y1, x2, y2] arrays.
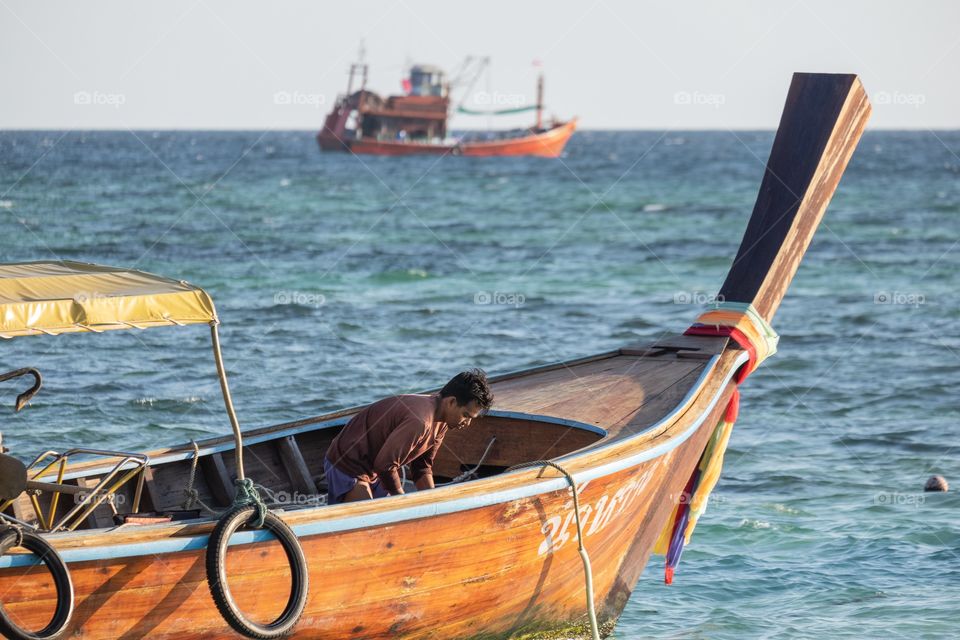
[[536, 73, 544, 130], [211, 324, 244, 481], [346, 64, 356, 97]]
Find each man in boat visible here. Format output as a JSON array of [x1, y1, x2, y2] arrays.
[[324, 369, 494, 503]]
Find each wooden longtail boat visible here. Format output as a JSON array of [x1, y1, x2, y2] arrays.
[[0, 73, 869, 639], [316, 60, 576, 158]]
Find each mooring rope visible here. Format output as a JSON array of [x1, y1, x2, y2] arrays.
[[0, 524, 24, 549], [507, 459, 600, 640], [231, 477, 268, 528], [182, 440, 225, 515]]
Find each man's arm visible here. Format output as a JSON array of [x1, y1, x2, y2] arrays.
[[372, 419, 427, 495], [409, 437, 443, 491]]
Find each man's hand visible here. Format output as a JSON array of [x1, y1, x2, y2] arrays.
[[414, 474, 435, 491]]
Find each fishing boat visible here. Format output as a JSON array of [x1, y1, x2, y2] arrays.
[[0, 72, 869, 640], [316, 58, 577, 158]]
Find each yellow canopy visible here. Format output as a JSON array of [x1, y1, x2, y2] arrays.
[[0, 261, 217, 339]]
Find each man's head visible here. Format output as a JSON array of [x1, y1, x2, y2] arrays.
[[438, 368, 494, 429]]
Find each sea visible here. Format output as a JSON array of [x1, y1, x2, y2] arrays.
[[0, 130, 957, 638]]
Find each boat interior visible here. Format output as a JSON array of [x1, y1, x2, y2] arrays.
[[2, 334, 728, 534]]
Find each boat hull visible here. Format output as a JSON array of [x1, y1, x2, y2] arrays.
[[317, 119, 577, 158], [0, 347, 740, 639]]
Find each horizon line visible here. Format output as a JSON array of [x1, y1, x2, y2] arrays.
[[2, 126, 958, 133]]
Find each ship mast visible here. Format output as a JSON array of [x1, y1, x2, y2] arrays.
[[536, 73, 544, 130], [346, 40, 368, 96]]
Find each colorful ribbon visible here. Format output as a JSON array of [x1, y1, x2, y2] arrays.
[[654, 302, 778, 584]]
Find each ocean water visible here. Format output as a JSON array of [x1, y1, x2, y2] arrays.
[[0, 130, 958, 638]]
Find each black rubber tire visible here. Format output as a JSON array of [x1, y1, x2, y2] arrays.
[[0, 529, 74, 640], [205, 506, 309, 639]]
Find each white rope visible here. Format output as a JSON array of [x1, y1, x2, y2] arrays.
[[182, 440, 226, 515], [442, 437, 498, 486], [507, 459, 600, 640]]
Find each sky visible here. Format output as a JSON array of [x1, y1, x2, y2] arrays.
[[1, 0, 957, 130]]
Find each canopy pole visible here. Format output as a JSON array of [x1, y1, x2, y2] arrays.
[[210, 324, 244, 481]]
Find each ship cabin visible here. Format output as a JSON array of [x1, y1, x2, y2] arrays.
[[352, 64, 451, 143]]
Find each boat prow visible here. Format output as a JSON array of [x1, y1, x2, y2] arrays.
[[459, 117, 577, 158]]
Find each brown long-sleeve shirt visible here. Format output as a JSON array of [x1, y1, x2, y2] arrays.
[[325, 394, 448, 495]]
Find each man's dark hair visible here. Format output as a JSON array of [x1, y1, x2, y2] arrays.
[[440, 368, 493, 411]]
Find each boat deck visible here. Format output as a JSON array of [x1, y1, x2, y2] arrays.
[[492, 334, 728, 438]]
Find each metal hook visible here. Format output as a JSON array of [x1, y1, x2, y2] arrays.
[[0, 368, 43, 412]]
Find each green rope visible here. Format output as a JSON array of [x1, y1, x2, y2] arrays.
[[456, 105, 539, 116], [232, 477, 268, 528]]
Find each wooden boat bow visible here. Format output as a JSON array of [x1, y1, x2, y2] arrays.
[[0, 73, 872, 640]]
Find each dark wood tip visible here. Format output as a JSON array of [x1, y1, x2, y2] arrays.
[[717, 73, 872, 323]]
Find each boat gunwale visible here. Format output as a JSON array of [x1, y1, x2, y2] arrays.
[[457, 118, 578, 150], [343, 118, 577, 153]]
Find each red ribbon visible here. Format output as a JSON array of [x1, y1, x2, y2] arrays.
[[684, 324, 757, 383]]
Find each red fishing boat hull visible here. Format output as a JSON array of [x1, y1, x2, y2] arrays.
[[317, 119, 577, 158]]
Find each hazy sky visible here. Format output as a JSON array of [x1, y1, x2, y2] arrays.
[[2, 0, 957, 130]]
